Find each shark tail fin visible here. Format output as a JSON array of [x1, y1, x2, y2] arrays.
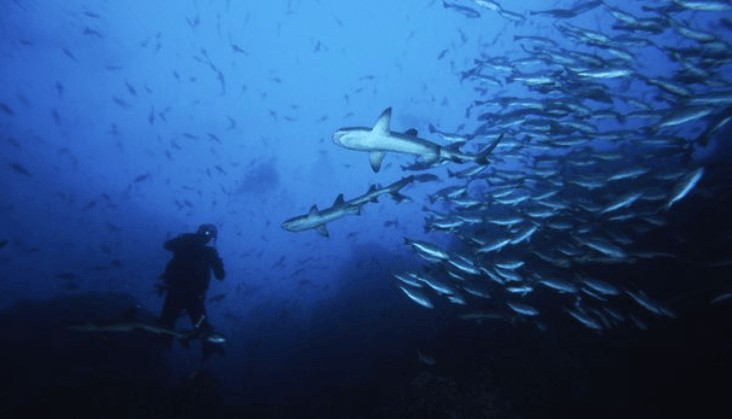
[[389, 176, 415, 203], [474, 133, 504, 165]]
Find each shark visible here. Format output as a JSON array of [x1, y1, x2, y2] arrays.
[[332, 107, 502, 172], [281, 176, 415, 237], [347, 175, 414, 206], [281, 201, 361, 238], [68, 321, 226, 345]]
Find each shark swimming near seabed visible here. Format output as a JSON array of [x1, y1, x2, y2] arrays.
[[332, 107, 502, 172], [68, 321, 226, 345], [281, 176, 416, 237]]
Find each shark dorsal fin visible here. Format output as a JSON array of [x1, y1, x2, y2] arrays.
[[333, 193, 345, 207], [404, 128, 418, 136], [309, 205, 319, 216], [372, 107, 392, 135], [364, 185, 378, 202]]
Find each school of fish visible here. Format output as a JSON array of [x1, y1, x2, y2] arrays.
[[283, 1, 732, 332]]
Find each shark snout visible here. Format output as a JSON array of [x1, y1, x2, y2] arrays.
[[332, 130, 347, 145]]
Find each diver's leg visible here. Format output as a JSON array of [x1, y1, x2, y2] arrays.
[[186, 294, 224, 364], [159, 292, 184, 328], [159, 291, 185, 348], [186, 293, 209, 330]]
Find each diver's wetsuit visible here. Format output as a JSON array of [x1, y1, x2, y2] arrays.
[[159, 233, 225, 333]]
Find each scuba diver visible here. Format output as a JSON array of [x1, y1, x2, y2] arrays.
[[157, 223, 226, 358]]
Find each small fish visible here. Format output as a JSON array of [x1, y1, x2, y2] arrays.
[[417, 349, 437, 366], [125, 81, 137, 97], [62, 48, 79, 62], [582, 278, 620, 296], [52, 109, 61, 125], [412, 173, 440, 183], [207, 133, 222, 144], [83, 27, 103, 37], [530, 0, 602, 18], [0, 102, 14, 115], [399, 285, 434, 309], [710, 291, 732, 304], [9, 162, 31, 176], [231, 42, 248, 54], [538, 279, 578, 294], [133, 173, 151, 183], [672, 0, 732, 11], [113, 96, 131, 108], [601, 191, 643, 214], [657, 106, 715, 128], [476, 237, 511, 253], [565, 308, 603, 331], [507, 301, 539, 316], [404, 237, 450, 261], [665, 167, 703, 210]]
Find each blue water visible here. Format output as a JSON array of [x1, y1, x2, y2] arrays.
[[1, 1, 731, 418]]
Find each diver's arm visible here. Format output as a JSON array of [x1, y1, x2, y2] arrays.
[[210, 249, 225, 280], [164, 233, 206, 251], [163, 235, 186, 251]]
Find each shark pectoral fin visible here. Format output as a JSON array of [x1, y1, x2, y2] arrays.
[[369, 151, 386, 172], [421, 147, 441, 165], [316, 224, 329, 237], [390, 192, 410, 203], [344, 205, 362, 216], [372, 107, 392, 135]]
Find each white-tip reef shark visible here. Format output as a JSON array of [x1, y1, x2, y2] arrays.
[[332, 107, 502, 172], [68, 321, 226, 344], [281, 176, 415, 237]]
